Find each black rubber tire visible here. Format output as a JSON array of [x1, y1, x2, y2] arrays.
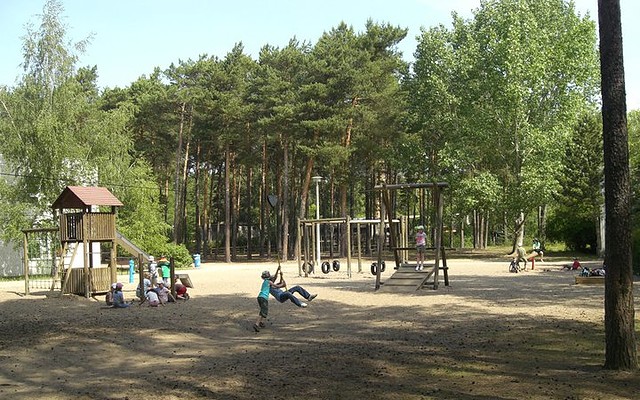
[[370, 262, 378, 276], [303, 262, 314, 274], [321, 261, 331, 274], [332, 260, 340, 271], [380, 260, 386, 273]]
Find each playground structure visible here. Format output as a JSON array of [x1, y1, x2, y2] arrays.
[[296, 217, 403, 279], [296, 181, 449, 291], [373, 182, 450, 291], [23, 186, 151, 297]]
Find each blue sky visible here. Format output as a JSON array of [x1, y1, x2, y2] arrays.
[[1, 0, 638, 110]]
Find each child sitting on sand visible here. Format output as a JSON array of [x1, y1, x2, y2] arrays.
[[562, 258, 582, 271], [175, 282, 189, 300], [112, 283, 130, 308], [105, 283, 116, 306], [145, 288, 161, 307]]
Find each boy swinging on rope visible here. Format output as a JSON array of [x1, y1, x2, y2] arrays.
[[253, 266, 317, 332]]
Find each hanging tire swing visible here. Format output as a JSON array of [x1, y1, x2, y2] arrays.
[[303, 261, 314, 274], [321, 261, 331, 274], [332, 260, 340, 271], [370, 260, 386, 275]]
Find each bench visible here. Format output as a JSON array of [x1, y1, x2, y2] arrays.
[[575, 276, 605, 285]]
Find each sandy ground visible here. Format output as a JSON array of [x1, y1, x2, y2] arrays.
[[0, 257, 638, 400]]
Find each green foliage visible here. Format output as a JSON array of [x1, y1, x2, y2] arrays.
[[0, 1, 135, 240], [0, 0, 617, 267], [156, 242, 193, 268], [0, 1, 179, 266], [113, 160, 170, 248], [454, 172, 502, 213], [547, 210, 598, 252], [407, 0, 600, 245], [547, 112, 602, 251]]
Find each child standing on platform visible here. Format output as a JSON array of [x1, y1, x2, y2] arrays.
[[415, 225, 427, 271]]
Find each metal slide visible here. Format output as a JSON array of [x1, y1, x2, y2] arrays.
[[115, 231, 151, 262]]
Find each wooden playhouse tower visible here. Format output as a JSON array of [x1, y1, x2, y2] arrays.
[[52, 186, 123, 297]]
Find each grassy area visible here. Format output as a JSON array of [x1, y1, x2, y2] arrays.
[[0, 275, 27, 282], [446, 244, 602, 262]]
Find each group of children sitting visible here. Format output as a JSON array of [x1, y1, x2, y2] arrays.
[[105, 272, 189, 308], [563, 257, 607, 277]]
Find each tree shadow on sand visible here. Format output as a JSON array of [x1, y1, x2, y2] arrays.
[[0, 260, 638, 400]]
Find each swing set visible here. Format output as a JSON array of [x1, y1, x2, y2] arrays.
[[373, 182, 450, 291]]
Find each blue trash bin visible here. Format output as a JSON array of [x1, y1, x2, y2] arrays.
[[193, 254, 201, 268], [128, 259, 135, 283]]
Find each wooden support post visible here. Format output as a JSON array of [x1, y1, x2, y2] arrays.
[[297, 218, 302, 277], [83, 223, 90, 298], [442, 247, 449, 286], [170, 257, 176, 298], [381, 187, 400, 269], [375, 188, 385, 290], [432, 186, 445, 289], [23, 231, 29, 296], [356, 222, 362, 273], [110, 239, 117, 286], [138, 254, 144, 292], [346, 216, 352, 278], [303, 224, 311, 277]]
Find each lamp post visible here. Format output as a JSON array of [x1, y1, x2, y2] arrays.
[[311, 176, 323, 269]]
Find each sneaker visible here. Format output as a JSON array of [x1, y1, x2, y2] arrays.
[[300, 302, 308, 308], [259, 322, 266, 328], [253, 324, 260, 332], [415, 266, 420, 271], [419, 265, 424, 271], [308, 294, 317, 302]]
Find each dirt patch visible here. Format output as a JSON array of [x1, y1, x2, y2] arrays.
[[0, 258, 638, 399]]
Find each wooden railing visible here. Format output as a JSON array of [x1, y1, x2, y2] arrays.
[[59, 213, 116, 242]]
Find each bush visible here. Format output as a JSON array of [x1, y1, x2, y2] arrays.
[[546, 213, 597, 253], [152, 242, 193, 268]]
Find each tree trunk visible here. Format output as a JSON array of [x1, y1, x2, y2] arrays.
[[275, 163, 283, 259], [483, 212, 489, 249], [247, 166, 253, 260], [224, 145, 231, 263], [472, 210, 477, 249], [172, 101, 186, 244], [598, 0, 638, 370], [181, 135, 190, 245], [162, 177, 169, 224], [231, 161, 239, 261], [293, 157, 315, 261], [338, 109, 355, 258], [202, 161, 211, 259], [281, 135, 289, 261], [537, 205, 547, 244], [516, 212, 525, 247], [260, 139, 267, 258], [194, 141, 202, 255]]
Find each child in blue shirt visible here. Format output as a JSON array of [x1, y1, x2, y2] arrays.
[[112, 283, 130, 308], [254, 271, 273, 332]]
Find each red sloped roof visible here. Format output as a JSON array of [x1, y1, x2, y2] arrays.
[[52, 186, 123, 209]]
